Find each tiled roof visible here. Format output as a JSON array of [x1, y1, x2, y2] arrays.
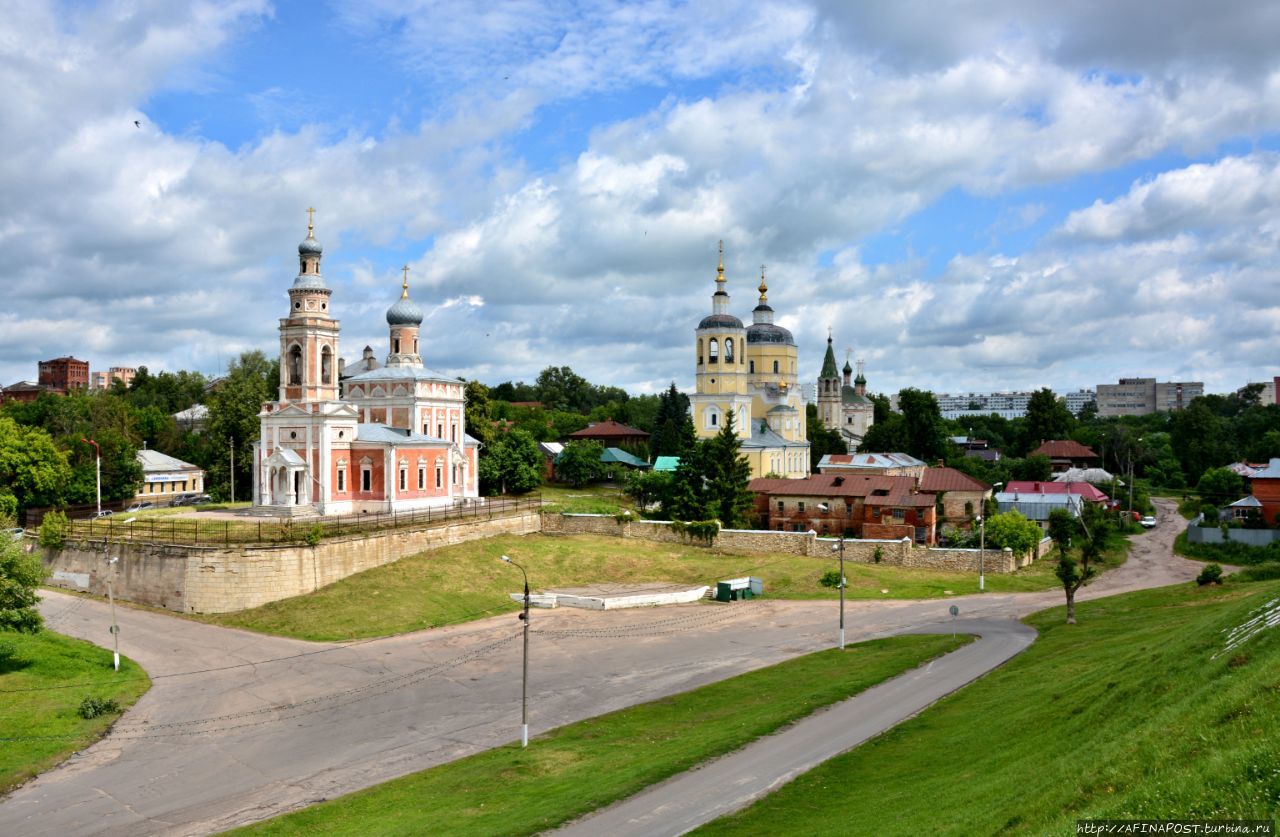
[[567, 420, 649, 439], [748, 474, 917, 499], [1030, 439, 1098, 459], [919, 467, 989, 492], [1005, 481, 1109, 502], [865, 493, 935, 507]]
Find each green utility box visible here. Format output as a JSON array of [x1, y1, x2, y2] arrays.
[[716, 577, 763, 602]]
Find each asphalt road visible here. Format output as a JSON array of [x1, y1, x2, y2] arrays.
[[0, 500, 1196, 836]]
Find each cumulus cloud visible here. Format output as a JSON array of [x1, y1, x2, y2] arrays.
[[1, 0, 1278, 399]]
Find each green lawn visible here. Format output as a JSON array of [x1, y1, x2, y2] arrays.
[[695, 579, 1280, 835], [233, 634, 968, 836], [538, 483, 633, 514], [0, 630, 150, 792], [198, 533, 1061, 641]]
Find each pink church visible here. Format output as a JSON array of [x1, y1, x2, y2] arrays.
[[252, 215, 479, 516]]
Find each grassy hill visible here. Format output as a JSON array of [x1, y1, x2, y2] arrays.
[[198, 533, 1057, 641], [0, 630, 149, 792], [696, 579, 1280, 834]]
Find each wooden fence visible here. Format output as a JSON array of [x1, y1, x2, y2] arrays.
[[63, 496, 542, 547]]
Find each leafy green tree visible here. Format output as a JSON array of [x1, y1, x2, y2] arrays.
[[897, 389, 949, 462], [206, 351, 276, 501], [1055, 512, 1104, 625], [1020, 388, 1074, 454], [556, 441, 606, 488], [860, 412, 906, 453], [871, 394, 892, 425], [1248, 430, 1280, 463], [463, 380, 494, 451], [1170, 399, 1228, 485], [623, 469, 673, 511], [806, 403, 847, 469], [1195, 467, 1244, 505], [982, 509, 1042, 557], [0, 416, 71, 510], [0, 533, 45, 633], [1047, 507, 1075, 558], [478, 430, 542, 495], [535, 366, 592, 412], [1009, 455, 1052, 482]]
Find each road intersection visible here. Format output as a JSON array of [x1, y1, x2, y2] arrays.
[[0, 501, 1196, 835]]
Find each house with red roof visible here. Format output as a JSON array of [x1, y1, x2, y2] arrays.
[[1029, 440, 1100, 472], [565, 420, 650, 449], [998, 481, 1110, 529], [749, 473, 938, 543], [919, 466, 993, 525]]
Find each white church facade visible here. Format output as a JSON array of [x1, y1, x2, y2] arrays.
[[252, 214, 479, 516]]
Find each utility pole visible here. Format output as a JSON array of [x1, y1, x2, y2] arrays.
[[501, 555, 531, 747], [230, 437, 235, 504], [81, 438, 101, 517]]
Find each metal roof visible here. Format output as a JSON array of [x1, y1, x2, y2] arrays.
[[1251, 458, 1280, 479], [355, 423, 450, 445], [136, 449, 201, 473], [344, 365, 460, 385]]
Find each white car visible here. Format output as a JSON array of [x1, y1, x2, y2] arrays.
[[1140, 515, 1157, 528]]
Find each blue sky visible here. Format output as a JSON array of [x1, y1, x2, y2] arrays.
[[2, 0, 1279, 398]]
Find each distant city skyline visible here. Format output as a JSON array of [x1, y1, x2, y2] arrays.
[[3, 2, 1279, 395]]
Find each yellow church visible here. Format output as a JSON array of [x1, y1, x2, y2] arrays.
[[688, 244, 810, 479]]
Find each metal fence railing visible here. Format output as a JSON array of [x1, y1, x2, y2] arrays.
[[64, 495, 542, 547]]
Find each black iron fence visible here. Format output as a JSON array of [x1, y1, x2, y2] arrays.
[[63, 496, 543, 547]]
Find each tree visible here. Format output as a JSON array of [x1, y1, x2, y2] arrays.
[[860, 412, 906, 453], [556, 441, 606, 488], [1021, 388, 1074, 454], [1170, 399, 1227, 485], [623, 469, 672, 511], [1195, 467, 1244, 505], [665, 442, 711, 521], [1009, 455, 1052, 482], [701, 411, 755, 527], [463, 380, 494, 452], [806, 403, 847, 470], [0, 416, 72, 510], [981, 509, 1042, 557], [0, 531, 45, 633], [1054, 507, 1105, 625], [897, 389, 949, 462], [650, 383, 695, 458], [478, 430, 542, 495], [535, 366, 592, 413], [206, 351, 276, 501]]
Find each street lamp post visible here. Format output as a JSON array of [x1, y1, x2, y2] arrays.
[[81, 438, 101, 517], [106, 554, 120, 672], [978, 482, 1003, 592], [817, 504, 846, 650], [500, 554, 530, 747]]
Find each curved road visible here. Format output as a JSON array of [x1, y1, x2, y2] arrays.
[[0, 501, 1197, 835]]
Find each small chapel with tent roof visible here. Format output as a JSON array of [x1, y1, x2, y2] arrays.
[[252, 211, 479, 516]]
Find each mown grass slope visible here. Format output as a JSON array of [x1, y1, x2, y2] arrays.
[[697, 579, 1280, 835], [200, 533, 1058, 640], [0, 630, 149, 792]]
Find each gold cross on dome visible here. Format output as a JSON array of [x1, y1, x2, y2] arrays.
[[305, 206, 316, 235], [401, 265, 410, 298]]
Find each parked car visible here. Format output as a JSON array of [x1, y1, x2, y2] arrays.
[[9, 527, 23, 540], [92, 509, 114, 518], [188, 494, 214, 505], [1140, 515, 1157, 528], [124, 502, 154, 512], [169, 494, 198, 507]]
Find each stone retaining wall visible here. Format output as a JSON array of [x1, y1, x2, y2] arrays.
[[541, 513, 1046, 573], [41, 511, 540, 614]]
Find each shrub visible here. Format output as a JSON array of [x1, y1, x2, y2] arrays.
[[39, 511, 69, 549], [873, 546, 884, 563], [77, 696, 121, 719], [1196, 563, 1224, 586], [819, 569, 843, 588], [670, 519, 719, 546], [303, 524, 324, 547], [1235, 562, 1280, 582]]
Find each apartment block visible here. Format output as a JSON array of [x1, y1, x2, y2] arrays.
[[1096, 377, 1204, 417]]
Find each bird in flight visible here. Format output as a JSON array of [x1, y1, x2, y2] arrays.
[[134, 120, 141, 128]]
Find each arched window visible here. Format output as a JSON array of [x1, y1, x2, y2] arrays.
[[749, 360, 755, 373], [413, 339, 418, 354], [698, 339, 703, 365], [288, 345, 302, 385], [724, 338, 734, 363], [772, 360, 779, 374], [709, 339, 719, 364], [321, 347, 332, 385], [393, 337, 401, 354]]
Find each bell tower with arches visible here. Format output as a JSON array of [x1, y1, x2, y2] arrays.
[[278, 208, 341, 404]]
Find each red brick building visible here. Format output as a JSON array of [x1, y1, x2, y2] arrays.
[[1244, 458, 1280, 525], [38, 356, 90, 393], [749, 473, 938, 543], [919, 466, 992, 525]]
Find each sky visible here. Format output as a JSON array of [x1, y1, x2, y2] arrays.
[[2, 0, 1279, 399]]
